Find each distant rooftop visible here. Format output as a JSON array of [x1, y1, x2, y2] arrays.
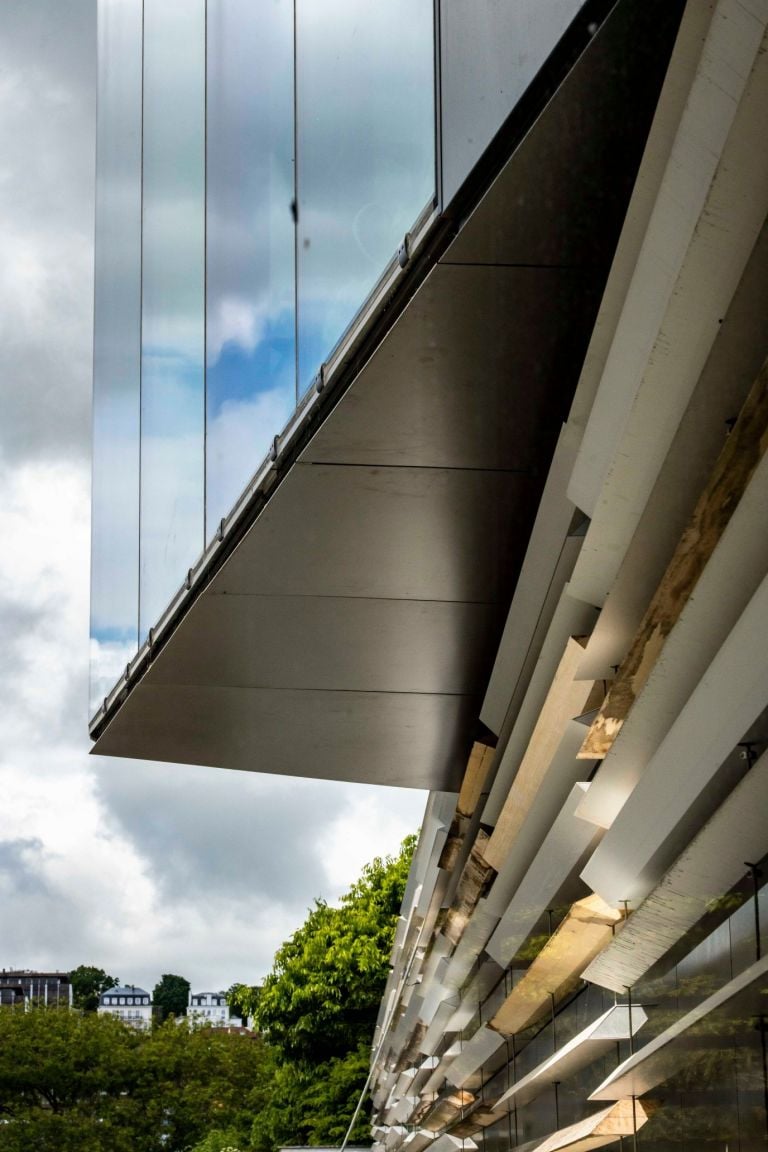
[[101, 985, 150, 998]]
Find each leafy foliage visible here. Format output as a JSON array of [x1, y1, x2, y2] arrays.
[[152, 973, 190, 1021], [69, 965, 118, 1012], [226, 983, 261, 1025], [256, 835, 415, 1065], [249, 835, 416, 1150], [0, 1006, 272, 1152], [250, 1041, 372, 1150]]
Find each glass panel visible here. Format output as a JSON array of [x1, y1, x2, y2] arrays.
[[730, 893, 759, 977], [296, 0, 435, 395], [205, 0, 296, 537], [140, 0, 206, 639], [90, 0, 143, 713], [676, 919, 732, 1012]]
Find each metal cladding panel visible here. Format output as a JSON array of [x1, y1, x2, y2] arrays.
[[93, 683, 475, 790], [582, 569, 768, 905], [442, 901, 500, 992], [486, 782, 601, 966], [213, 462, 535, 603], [445, 1026, 505, 1088], [576, 220, 768, 684], [567, 4, 768, 588], [300, 265, 592, 473], [144, 593, 499, 695], [420, 998, 460, 1057], [494, 1005, 647, 1111], [480, 423, 583, 738], [578, 436, 768, 830], [481, 590, 598, 828]]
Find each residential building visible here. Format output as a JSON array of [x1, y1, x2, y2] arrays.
[[188, 990, 231, 1028], [0, 983, 25, 1009], [98, 985, 153, 1030], [0, 969, 73, 1007], [90, 0, 768, 1148]]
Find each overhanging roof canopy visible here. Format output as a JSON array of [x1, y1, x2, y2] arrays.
[[91, 0, 679, 790]]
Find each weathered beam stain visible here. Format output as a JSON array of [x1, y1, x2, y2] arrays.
[[580, 355, 768, 759]]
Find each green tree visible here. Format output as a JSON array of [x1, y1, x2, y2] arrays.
[[152, 973, 190, 1021], [249, 835, 416, 1150], [69, 964, 118, 1012], [0, 1005, 272, 1152], [256, 835, 415, 1065], [0, 1005, 144, 1151], [191, 1132, 246, 1152], [137, 1019, 273, 1150], [226, 983, 261, 1025]]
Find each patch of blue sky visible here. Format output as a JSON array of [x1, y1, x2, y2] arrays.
[[90, 624, 138, 647], [206, 307, 295, 417], [297, 297, 361, 398]]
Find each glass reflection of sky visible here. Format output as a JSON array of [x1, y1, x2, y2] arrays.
[[205, 0, 295, 537], [92, 0, 436, 692], [296, 0, 435, 394], [139, 0, 205, 641], [90, 0, 142, 708]]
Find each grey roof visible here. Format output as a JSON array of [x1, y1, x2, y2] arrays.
[[100, 985, 151, 1000]]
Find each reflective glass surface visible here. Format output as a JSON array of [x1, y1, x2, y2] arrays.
[[92, 0, 438, 693], [90, 0, 143, 712], [140, 0, 206, 639], [296, 0, 435, 394], [205, 0, 296, 537]]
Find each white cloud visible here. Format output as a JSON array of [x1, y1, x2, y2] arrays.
[[207, 295, 269, 363], [206, 387, 296, 528], [320, 789, 425, 899]]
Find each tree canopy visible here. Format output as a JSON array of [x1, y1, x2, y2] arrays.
[[226, 983, 260, 1026], [152, 973, 190, 1021], [249, 835, 416, 1148], [256, 835, 415, 1066], [69, 965, 118, 1012], [0, 1007, 271, 1152]]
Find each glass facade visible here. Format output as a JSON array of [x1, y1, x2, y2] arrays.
[[205, 0, 295, 537], [295, 0, 435, 394], [91, 0, 436, 701], [90, 0, 143, 712], [139, 0, 206, 640], [413, 881, 768, 1152]]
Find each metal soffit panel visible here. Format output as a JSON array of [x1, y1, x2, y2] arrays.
[[300, 265, 595, 471], [93, 684, 476, 790], [144, 595, 501, 696], [212, 463, 536, 603]]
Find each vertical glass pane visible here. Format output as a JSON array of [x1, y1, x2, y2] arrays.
[[90, 0, 143, 713], [140, 0, 205, 639], [296, 0, 435, 394], [206, 0, 296, 537]]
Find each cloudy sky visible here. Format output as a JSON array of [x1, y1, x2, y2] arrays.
[[0, 0, 425, 994]]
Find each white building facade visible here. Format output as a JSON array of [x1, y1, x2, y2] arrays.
[[188, 991, 231, 1028], [98, 985, 153, 1030]]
